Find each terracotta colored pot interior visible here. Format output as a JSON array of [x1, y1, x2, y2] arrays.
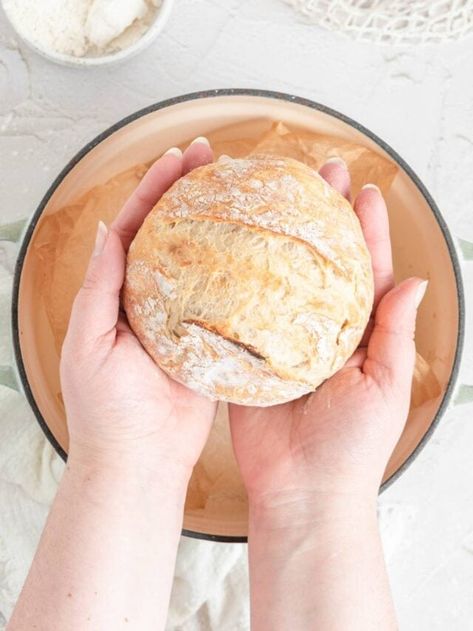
[[16, 94, 459, 539]]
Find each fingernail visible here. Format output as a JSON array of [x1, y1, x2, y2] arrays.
[[190, 136, 210, 147], [93, 220, 108, 257], [164, 147, 182, 158], [218, 154, 232, 162], [361, 183, 381, 193], [415, 280, 429, 308], [325, 157, 347, 168]]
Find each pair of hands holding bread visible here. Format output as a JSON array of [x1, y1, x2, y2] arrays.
[[36, 137, 426, 630], [62, 138, 426, 505]]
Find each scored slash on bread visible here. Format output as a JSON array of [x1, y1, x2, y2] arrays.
[[123, 156, 373, 406], [182, 319, 266, 361]]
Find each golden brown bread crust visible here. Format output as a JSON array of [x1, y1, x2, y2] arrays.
[[123, 156, 374, 406]]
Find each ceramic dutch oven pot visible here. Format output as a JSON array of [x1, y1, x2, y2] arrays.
[[3, 89, 472, 542]]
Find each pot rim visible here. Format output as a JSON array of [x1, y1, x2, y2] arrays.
[[11, 88, 465, 544]]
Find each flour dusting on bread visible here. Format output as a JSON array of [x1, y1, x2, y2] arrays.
[[123, 156, 373, 406]]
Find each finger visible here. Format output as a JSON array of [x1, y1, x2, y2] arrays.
[[364, 278, 428, 388], [66, 222, 125, 348], [345, 347, 367, 369], [318, 158, 351, 200], [116, 313, 143, 346], [359, 316, 374, 347], [182, 137, 213, 174], [354, 185, 394, 307], [116, 312, 133, 334], [111, 149, 183, 250]]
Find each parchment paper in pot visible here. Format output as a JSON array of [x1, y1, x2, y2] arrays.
[[32, 119, 439, 522], [34, 165, 147, 355], [212, 121, 399, 197]]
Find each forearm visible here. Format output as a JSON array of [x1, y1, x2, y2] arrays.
[[248, 494, 397, 631], [8, 450, 188, 631]]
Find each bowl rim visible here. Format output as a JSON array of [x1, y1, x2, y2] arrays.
[[12, 88, 465, 544], [1, 0, 175, 67]]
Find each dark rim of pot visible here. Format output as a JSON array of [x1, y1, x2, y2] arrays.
[[12, 88, 465, 544]]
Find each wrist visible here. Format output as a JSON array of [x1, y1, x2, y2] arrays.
[[248, 488, 378, 535], [67, 441, 192, 497], [247, 490, 381, 596]]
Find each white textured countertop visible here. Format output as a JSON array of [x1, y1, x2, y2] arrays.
[[1, 1, 473, 629]]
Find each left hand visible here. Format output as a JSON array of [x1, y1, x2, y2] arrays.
[[60, 140, 217, 481]]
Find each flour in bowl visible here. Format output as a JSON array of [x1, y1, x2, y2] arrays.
[[2, 0, 162, 57]]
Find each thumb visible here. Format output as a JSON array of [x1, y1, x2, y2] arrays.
[[66, 221, 125, 348], [364, 277, 428, 389]]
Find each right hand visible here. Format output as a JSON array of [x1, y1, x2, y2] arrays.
[[229, 160, 427, 517]]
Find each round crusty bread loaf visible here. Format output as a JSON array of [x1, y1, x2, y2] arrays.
[[123, 156, 374, 406]]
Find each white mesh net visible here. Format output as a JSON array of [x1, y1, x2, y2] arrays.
[[283, 0, 473, 44]]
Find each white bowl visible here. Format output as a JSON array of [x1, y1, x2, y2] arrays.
[[1, 0, 174, 67]]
